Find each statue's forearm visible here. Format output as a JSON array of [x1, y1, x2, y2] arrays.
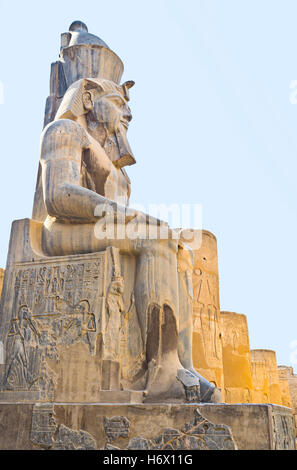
[[45, 182, 117, 223], [45, 182, 168, 228]]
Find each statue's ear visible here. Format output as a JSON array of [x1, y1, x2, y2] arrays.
[[82, 91, 94, 112]]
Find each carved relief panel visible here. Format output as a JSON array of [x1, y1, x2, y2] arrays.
[[0, 248, 122, 401]]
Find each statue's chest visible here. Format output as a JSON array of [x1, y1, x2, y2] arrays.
[[81, 142, 130, 204]]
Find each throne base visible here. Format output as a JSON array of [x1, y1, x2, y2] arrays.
[[0, 402, 295, 450]]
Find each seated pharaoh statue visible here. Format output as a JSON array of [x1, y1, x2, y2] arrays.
[[0, 22, 221, 404]]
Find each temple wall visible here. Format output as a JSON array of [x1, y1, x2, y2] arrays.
[[251, 350, 282, 405], [190, 230, 224, 398], [220, 312, 253, 403]]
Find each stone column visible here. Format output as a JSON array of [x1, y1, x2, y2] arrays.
[[251, 350, 282, 405], [277, 366, 297, 435], [251, 359, 270, 403], [0, 269, 4, 300], [277, 366, 292, 408], [220, 312, 253, 403], [187, 230, 224, 397]]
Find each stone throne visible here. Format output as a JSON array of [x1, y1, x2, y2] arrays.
[[0, 21, 219, 405]]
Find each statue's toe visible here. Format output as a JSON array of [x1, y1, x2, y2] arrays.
[[208, 387, 222, 403]]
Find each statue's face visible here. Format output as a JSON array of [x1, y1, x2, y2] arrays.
[[110, 279, 124, 296], [85, 87, 135, 168], [18, 307, 29, 321], [78, 301, 89, 315], [92, 92, 132, 133]]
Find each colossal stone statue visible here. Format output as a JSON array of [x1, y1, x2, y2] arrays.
[[0, 22, 220, 404]]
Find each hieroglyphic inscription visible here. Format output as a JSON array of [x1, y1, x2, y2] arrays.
[[104, 416, 130, 441], [31, 405, 97, 450], [193, 269, 220, 360], [30, 404, 57, 448], [14, 254, 106, 315]]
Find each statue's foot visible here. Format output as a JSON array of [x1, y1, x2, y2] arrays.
[[208, 387, 222, 403], [144, 357, 186, 403], [143, 358, 222, 404]]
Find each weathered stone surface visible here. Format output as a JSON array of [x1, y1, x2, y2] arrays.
[[251, 359, 270, 403], [187, 230, 224, 399], [221, 312, 253, 403], [278, 366, 297, 435], [0, 269, 4, 300], [30, 404, 97, 450], [104, 416, 130, 441], [0, 403, 295, 450], [251, 350, 282, 405], [198, 403, 295, 450], [125, 409, 236, 450], [278, 367, 292, 408]]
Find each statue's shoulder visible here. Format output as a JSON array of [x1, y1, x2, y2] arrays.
[[41, 119, 90, 150]]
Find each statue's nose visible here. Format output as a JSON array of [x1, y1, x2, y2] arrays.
[[123, 107, 132, 122]]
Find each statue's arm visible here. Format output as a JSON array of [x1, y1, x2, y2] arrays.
[[41, 119, 123, 223]]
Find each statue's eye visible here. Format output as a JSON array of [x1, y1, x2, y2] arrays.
[[111, 96, 125, 108]]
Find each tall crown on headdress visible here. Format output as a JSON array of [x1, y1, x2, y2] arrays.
[[44, 21, 124, 127]]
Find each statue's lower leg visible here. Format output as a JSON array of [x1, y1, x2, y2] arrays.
[[144, 303, 185, 401]]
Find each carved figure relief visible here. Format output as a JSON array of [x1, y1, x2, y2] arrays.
[[104, 276, 124, 362], [193, 268, 220, 360], [119, 293, 145, 387], [5, 305, 41, 389]]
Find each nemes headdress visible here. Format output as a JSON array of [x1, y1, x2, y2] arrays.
[[55, 78, 134, 121]]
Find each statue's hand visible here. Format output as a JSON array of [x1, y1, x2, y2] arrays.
[[126, 209, 168, 228]]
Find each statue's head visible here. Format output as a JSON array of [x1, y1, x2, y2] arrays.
[[109, 277, 124, 296], [77, 299, 91, 315], [17, 305, 30, 321], [55, 78, 136, 169]]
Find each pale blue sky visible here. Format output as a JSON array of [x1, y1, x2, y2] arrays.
[[0, 0, 297, 366]]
